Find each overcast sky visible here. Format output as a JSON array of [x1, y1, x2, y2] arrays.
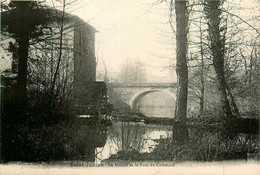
[[1, 0, 258, 83], [66, 0, 258, 82], [66, 0, 176, 82]]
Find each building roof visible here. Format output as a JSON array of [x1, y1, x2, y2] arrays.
[[43, 8, 98, 32], [1, 6, 97, 33]]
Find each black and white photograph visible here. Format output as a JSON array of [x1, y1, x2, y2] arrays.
[[0, 0, 259, 174]]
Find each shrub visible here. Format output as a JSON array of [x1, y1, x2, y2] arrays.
[[148, 129, 259, 161]]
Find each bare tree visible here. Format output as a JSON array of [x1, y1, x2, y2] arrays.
[[117, 59, 147, 83], [173, 0, 189, 142], [204, 1, 234, 119], [51, 0, 66, 95]]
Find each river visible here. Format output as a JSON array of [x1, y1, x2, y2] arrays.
[[95, 121, 172, 162]]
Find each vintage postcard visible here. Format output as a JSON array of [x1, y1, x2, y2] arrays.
[[0, 0, 259, 174]]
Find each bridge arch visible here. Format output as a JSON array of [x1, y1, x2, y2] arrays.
[[129, 88, 176, 111]]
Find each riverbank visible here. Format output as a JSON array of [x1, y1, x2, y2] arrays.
[[113, 113, 259, 134]]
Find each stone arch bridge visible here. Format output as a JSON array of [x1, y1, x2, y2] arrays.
[[107, 83, 178, 118]]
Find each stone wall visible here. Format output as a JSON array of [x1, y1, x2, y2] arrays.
[[73, 20, 97, 109]]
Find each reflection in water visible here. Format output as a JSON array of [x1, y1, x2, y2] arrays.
[[94, 120, 259, 162], [135, 91, 175, 118], [98, 121, 172, 160], [78, 119, 258, 163], [76, 118, 109, 162]]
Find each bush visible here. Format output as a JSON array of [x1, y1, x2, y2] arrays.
[[148, 129, 259, 161]]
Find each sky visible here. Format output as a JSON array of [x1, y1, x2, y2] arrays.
[[1, 0, 258, 83], [60, 0, 259, 83], [66, 0, 176, 82]]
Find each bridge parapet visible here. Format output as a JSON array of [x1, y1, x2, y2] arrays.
[[107, 83, 177, 115], [108, 83, 177, 89], [107, 82, 200, 118]]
